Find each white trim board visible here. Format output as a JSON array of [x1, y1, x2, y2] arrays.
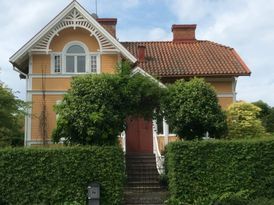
[[132, 67, 166, 88], [28, 91, 67, 95]]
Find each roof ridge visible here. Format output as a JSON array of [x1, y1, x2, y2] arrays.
[[121, 40, 233, 49], [121, 41, 172, 43], [202, 40, 233, 50]]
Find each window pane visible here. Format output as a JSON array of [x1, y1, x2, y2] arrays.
[[156, 117, 163, 134], [77, 56, 86, 73], [54, 55, 61, 73], [90, 55, 97, 73], [67, 45, 85, 54], [66, 56, 74, 72]]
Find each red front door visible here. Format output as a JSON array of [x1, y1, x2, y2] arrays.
[[126, 117, 153, 154]]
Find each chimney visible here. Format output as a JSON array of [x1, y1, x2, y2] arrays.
[[172, 24, 197, 42], [97, 18, 117, 38], [138, 45, 146, 62]]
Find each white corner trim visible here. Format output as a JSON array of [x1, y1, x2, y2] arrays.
[[232, 77, 237, 102], [26, 92, 32, 146], [131, 67, 166, 88]]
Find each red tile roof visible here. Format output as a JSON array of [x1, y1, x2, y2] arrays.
[[121, 41, 251, 77]]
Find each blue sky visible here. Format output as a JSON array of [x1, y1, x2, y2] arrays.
[[1, 0, 274, 105]]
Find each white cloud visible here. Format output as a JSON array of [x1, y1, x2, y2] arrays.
[[0, 0, 68, 99], [168, 0, 274, 106], [119, 27, 171, 41]]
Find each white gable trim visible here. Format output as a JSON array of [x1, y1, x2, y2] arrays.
[[131, 67, 166, 88], [9, 1, 136, 65]]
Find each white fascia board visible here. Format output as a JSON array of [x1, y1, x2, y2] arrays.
[[10, 1, 137, 64], [131, 67, 166, 88]]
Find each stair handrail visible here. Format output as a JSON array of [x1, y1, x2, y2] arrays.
[[152, 120, 165, 175]]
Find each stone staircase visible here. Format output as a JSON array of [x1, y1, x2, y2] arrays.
[[123, 154, 168, 205]]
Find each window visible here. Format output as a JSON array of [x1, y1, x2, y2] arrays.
[[90, 55, 97, 73], [53, 55, 62, 73], [65, 45, 86, 73], [52, 42, 100, 74]]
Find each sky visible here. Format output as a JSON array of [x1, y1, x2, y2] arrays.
[[0, 0, 274, 105]]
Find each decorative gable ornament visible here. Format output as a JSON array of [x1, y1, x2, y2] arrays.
[[10, 1, 136, 68], [33, 8, 115, 52]]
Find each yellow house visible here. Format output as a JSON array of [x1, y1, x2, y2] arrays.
[[9, 1, 250, 149]]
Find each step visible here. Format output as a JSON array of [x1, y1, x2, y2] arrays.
[[124, 187, 164, 192], [128, 180, 159, 185], [127, 170, 159, 175], [123, 190, 168, 204], [126, 165, 157, 170], [126, 161, 157, 166], [126, 154, 156, 159], [127, 176, 159, 181]]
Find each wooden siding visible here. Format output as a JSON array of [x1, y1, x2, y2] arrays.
[[32, 55, 51, 74], [32, 78, 71, 91], [101, 54, 118, 73], [31, 94, 63, 141], [49, 27, 100, 52]]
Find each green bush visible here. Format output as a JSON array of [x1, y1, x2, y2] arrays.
[[161, 78, 227, 140], [227, 101, 266, 138], [166, 139, 274, 205], [0, 146, 125, 205]]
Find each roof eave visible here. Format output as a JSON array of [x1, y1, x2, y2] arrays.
[[159, 72, 251, 78], [231, 49, 251, 76]]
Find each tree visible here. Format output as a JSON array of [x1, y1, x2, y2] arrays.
[[227, 101, 266, 138], [252, 100, 274, 133], [265, 109, 274, 133], [52, 62, 164, 145], [161, 78, 227, 140], [0, 84, 26, 147]]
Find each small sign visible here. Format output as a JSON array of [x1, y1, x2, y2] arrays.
[[87, 182, 100, 200]]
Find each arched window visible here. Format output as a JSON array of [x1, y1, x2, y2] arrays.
[[51, 41, 99, 74], [65, 44, 86, 73]]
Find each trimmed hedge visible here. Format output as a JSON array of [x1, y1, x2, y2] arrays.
[[166, 139, 274, 204], [0, 146, 125, 205]]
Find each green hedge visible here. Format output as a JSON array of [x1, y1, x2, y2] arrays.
[[0, 146, 125, 205], [166, 139, 274, 204]]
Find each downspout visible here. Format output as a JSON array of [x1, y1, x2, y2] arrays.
[[12, 65, 29, 146], [12, 65, 28, 79]]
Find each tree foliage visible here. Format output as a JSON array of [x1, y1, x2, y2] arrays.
[[253, 100, 274, 133], [227, 101, 266, 138], [52, 62, 164, 145], [0, 84, 26, 147], [161, 78, 227, 140]]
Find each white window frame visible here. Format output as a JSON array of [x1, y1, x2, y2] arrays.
[[51, 52, 62, 73], [51, 41, 100, 74]]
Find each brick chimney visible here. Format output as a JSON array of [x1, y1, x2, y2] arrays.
[[138, 45, 146, 62], [97, 18, 117, 38], [172, 24, 197, 42]]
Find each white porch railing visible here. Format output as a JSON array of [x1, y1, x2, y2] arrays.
[[121, 131, 126, 152], [152, 120, 165, 175]]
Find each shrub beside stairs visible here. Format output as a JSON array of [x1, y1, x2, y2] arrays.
[[123, 154, 168, 205]]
